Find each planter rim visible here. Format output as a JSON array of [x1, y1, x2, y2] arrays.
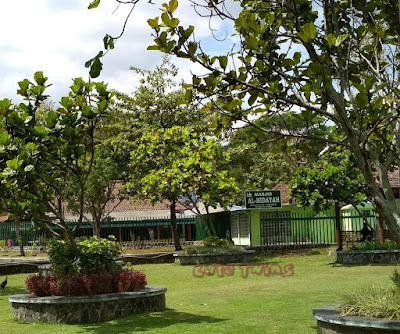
[[174, 250, 255, 257], [313, 305, 400, 330], [9, 285, 166, 304], [336, 250, 400, 254]]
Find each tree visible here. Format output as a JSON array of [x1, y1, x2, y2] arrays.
[[105, 57, 210, 166], [128, 126, 238, 250], [226, 112, 328, 204], [289, 151, 367, 212], [139, 0, 400, 245], [65, 146, 127, 238], [88, 0, 400, 244], [0, 73, 115, 254]]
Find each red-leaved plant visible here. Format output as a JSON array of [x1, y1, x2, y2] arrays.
[[115, 271, 147, 292], [25, 275, 57, 297], [26, 271, 146, 297]]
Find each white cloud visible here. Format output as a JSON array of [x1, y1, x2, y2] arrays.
[[0, 0, 240, 105]]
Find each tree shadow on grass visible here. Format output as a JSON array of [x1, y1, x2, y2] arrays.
[[0, 286, 28, 297], [79, 309, 227, 334], [329, 262, 399, 267]]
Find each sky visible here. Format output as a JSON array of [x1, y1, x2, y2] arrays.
[[0, 0, 239, 105]]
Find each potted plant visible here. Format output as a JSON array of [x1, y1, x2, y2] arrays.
[[313, 270, 400, 333]]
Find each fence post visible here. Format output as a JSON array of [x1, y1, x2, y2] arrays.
[[335, 202, 343, 250], [378, 215, 385, 243]]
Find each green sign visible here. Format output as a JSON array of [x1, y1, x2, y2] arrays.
[[245, 190, 282, 209]]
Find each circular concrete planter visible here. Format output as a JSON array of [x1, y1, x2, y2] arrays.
[[313, 305, 400, 333], [336, 250, 400, 264], [174, 250, 256, 265], [9, 285, 167, 324]]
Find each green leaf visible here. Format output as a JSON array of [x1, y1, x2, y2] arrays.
[[355, 93, 368, 109], [0, 99, 12, 116], [170, 18, 179, 28], [147, 17, 159, 29], [34, 71, 48, 86], [89, 52, 103, 78], [161, 12, 171, 26], [17, 79, 30, 96], [293, 52, 301, 64], [248, 92, 258, 106], [168, 0, 178, 13], [325, 34, 337, 47], [88, 0, 101, 9], [365, 76, 376, 91], [297, 23, 317, 42], [147, 45, 160, 51], [218, 56, 228, 70], [188, 42, 197, 56], [24, 165, 34, 172], [185, 89, 193, 102], [335, 34, 349, 46]]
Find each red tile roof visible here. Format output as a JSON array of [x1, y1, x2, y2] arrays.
[[272, 184, 293, 205], [101, 181, 186, 213]]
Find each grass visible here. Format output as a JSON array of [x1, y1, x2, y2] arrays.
[[337, 285, 400, 320], [0, 247, 398, 333]]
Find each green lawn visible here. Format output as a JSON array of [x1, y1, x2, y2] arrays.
[[0, 248, 397, 334]]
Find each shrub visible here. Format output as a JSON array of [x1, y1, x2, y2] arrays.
[[84, 274, 114, 295], [336, 269, 400, 320], [75, 236, 122, 276], [47, 240, 77, 277], [182, 245, 245, 255], [26, 272, 142, 297], [336, 285, 400, 320], [48, 236, 122, 277], [348, 240, 397, 251], [115, 271, 147, 292], [203, 236, 230, 248], [25, 275, 57, 297]]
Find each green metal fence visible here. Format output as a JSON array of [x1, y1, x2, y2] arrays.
[[260, 209, 376, 246], [0, 216, 197, 248]]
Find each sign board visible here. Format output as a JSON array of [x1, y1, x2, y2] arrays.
[[245, 190, 282, 209]]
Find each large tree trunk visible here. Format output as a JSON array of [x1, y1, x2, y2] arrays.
[[349, 140, 400, 245], [15, 217, 25, 257], [62, 223, 77, 257], [170, 200, 182, 251], [198, 215, 212, 237], [205, 207, 217, 236], [93, 221, 101, 238]]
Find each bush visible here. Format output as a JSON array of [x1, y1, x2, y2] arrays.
[[348, 240, 397, 251], [48, 236, 122, 277], [336, 286, 400, 320], [28, 236, 147, 297], [75, 236, 122, 276], [336, 269, 400, 320], [26, 271, 145, 297], [26, 275, 54, 297], [203, 236, 230, 248], [47, 240, 77, 277], [115, 271, 147, 292], [182, 245, 245, 255]]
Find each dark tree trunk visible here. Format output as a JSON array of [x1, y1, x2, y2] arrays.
[[15, 217, 25, 257], [198, 215, 212, 237], [93, 221, 101, 238], [205, 208, 217, 236], [170, 200, 182, 251]]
